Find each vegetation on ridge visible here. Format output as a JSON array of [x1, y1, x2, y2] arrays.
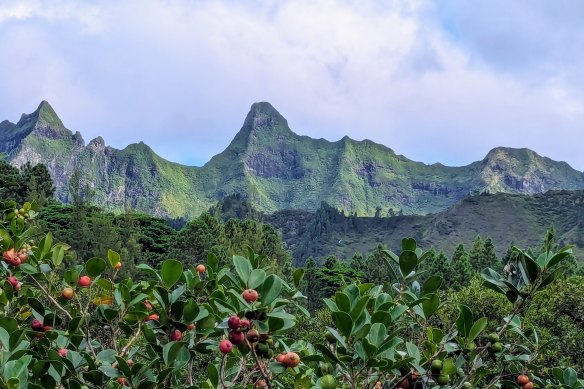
[[2, 101, 584, 219]]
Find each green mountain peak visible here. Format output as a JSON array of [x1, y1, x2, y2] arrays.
[[15, 100, 69, 140], [3, 101, 584, 218]]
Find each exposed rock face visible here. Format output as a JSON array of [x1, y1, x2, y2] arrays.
[[2, 101, 584, 218]]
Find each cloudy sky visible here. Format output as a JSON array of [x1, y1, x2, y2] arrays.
[[1, 0, 583, 170]]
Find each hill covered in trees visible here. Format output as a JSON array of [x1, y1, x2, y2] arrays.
[[212, 191, 584, 265]]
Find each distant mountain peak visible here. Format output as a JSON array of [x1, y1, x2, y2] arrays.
[[242, 102, 289, 134]]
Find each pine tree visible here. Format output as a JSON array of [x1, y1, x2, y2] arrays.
[[481, 237, 500, 272], [469, 236, 485, 272], [449, 244, 473, 290], [20, 162, 55, 206], [422, 250, 453, 286]]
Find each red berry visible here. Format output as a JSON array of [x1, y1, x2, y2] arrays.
[[117, 377, 128, 386], [187, 323, 195, 331], [523, 383, 533, 389], [242, 289, 259, 303], [239, 319, 251, 330], [144, 301, 153, 311], [59, 348, 68, 357], [31, 319, 43, 331], [227, 315, 241, 330], [43, 325, 52, 332], [146, 313, 159, 321], [219, 339, 233, 354], [196, 264, 206, 273], [276, 353, 286, 363], [62, 287, 74, 300], [284, 352, 300, 367], [8, 276, 18, 288], [78, 276, 91, 287], [229, 330, 245, 345], [170, 329, 183, 341], [114, 262, 122, 270], [517, 375, 530, 385], [126, 359, 134, 366]]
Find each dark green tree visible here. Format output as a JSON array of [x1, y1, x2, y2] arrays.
[[20, 162, 55, 205], [469, 235, 485, 272], [449, 243, 473, 290]]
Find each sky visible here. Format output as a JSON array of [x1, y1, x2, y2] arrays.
[[1, 0, 583, 170]]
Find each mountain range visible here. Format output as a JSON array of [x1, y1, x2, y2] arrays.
[[2, 101, 584, 219]]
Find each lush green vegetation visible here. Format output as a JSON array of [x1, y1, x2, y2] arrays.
[[0, 199, 582, 388], [0, 161, 583, 387], [5, 101, 584, 219]]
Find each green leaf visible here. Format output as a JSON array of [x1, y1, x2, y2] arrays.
[[161, 259, 183, 288], [163, 341, 185, 366], [325, 326, 348, 349], [334, 292, 351, 314], [315, 344, 343, 366], [399, 251, 417, 276], [421, 293, 440, 318], [40, 232, 53, 258], [207, 363, 219, 388], [258, 274, 282, 306], [350, 295, 371, 322], [545, 246, 573, 269], [332, 311, 353, 338], [85, 257, 106, 278], [406, 342, 421, 363], [401, 238, 417, 252], [107, 249, 120, 269], [422, 275, 443, 294], [292, 268, 305, 288], [64, 269, 79, 286], [233, 255, 252, 285], [136, 264, 161, 281], [248, 269, 266, 289], [456, 305, 474, 338], [521, 254, 540, 283], [51, 244, 66, 267], [368, 323, 387, 348], [564, 368, 577, 386], [27, 298, 45, 316], [468, 318, 488, 342]]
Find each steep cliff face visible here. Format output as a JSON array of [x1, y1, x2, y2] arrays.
[[3, 101, 584, 218]]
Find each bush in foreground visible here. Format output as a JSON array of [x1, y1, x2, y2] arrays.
[[0, 200, 582, 388]]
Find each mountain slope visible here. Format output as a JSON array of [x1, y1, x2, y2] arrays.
[[2, 101, 584, 218], [255, 190, 584, 265]]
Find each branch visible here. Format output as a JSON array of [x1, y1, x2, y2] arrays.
[[31, 276, 98, 359], [245, 338, 273, 389]]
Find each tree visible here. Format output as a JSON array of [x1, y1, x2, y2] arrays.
[[469, 235, 485, 272], [421, 249, 453, 286], [20, 162, 55, 206], [449, 243, 473, 290]]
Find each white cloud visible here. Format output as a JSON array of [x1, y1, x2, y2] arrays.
[[0, 0, 583, 170]]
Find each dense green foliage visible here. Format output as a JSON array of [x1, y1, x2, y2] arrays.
[[0, 158, 54, 206], [1, 198, 582, 388], [257, 191, 584, 264]]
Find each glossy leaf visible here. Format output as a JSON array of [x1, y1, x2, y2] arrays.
[[160, 259, 183, 288]]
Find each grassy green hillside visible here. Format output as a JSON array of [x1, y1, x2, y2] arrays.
[[3, 101, 584, 218]]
